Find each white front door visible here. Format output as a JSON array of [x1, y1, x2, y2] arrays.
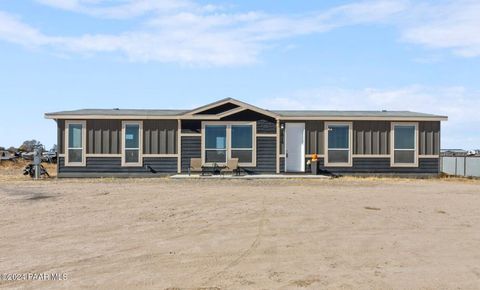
[[285, 123, 305, 172]]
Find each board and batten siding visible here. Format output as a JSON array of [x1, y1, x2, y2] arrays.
[[57, 119, 65, 154], [60, 119, 179, 155], [87, 120, 122, 154], [305, 121, 324, 155], [143, 120, 177, 154], [353, 121, 390, 155], [419, 121, 440, 155]]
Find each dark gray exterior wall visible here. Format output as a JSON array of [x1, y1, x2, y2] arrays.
[[242, 137, 277, 174], [221, 110, 276, 134], [307, 157, 439, 174], [180, 136, 277, 174], [143, 120, 177, 154], [353, 121, 390, 155], [305, 121, 324, 155], [180, 110, 277, 135], [181, 136, 201, 173], [181, 120, 201, 134], [87, 120, 122, 154], [61, 119, 178, 155], [280, 120, 439, 157], [56, 116, 441, 176], [58, 156, 177, 177], [57, 119, 65, 154], [419, 121, 440, 155]]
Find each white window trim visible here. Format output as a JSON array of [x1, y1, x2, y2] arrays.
[[65, 120, 86, 167], [201, 121, 256, 167], [324, 122, 353, 167], [391, 122, 419, 167], [121, 121, 143, 167]]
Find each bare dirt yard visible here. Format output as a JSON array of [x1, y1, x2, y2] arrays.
[[1, 166, 480, 289]]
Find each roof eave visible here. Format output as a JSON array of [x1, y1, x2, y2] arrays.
[[278, 116, 448, 121]]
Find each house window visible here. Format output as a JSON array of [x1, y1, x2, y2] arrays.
[[392, 123, 418, 167], [325, 122, 352, 166], [122, 121, 143, 166], [231, 125, 253, 163], [205, 125, 227, 163], [65, 121, 86, 166], [202, 122, 256, 166]]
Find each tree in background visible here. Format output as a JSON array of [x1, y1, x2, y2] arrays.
[[19, 140, 43, 152]]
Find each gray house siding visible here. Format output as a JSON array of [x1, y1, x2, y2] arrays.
[[87, 120, 122, 154], [419, 121, 440, 155], [181, 120, 201, 134], [307, 157, 439, 175], [181, 136, 201, 173], [143, 120, 177, 154], [57, 119, 65, 155], [242, 137, 277, 174], [51, 100, 443, 176], [353, 121, 390, 155], [180, 135, 277, 174], [305, 121, 324, 155], [58, 157, 177, 177], [221, 110, 276, 134], [180, 110, 276, 135]]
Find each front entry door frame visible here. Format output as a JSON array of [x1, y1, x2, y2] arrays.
[[285, 122, 305, 172]]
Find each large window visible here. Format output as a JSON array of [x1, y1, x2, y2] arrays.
[[392, 123, 418, 167], [205, 125, 227, 163], [231, 125, 253, 163], [203, 122, 255, 166], [325, 122, 352, 166], [122, 121, 143, 166], [65, 121, 86, 166]]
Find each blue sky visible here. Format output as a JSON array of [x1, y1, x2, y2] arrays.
[[0, 0, 479, 149]]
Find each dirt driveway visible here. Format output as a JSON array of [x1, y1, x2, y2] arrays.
[[0, 177, 479, 289]]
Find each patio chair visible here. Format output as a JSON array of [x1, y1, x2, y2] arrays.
[[189, 158, 207, 176], [221, 158, 240, 176]]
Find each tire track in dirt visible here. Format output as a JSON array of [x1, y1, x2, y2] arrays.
[[202, 196, 267, 286]]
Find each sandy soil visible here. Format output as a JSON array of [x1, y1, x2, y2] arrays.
[[0, 172, 479, 289]]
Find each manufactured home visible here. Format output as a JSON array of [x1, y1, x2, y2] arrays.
[[45, 98, 447, 177]]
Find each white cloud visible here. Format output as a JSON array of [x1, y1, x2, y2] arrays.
[[258, 85, 480, 149], [0, 1, 407, 66], [35, 0, 195, 19], [0, 1, 479, 65], [400, 0, 480, 57]]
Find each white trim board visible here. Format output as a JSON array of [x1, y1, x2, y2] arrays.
[[64, 120, 87, 167], [201, 121, 257, 167], [121, 121, 143, 167], [390, 122, 419, 168], [324, 121, 353, 167]]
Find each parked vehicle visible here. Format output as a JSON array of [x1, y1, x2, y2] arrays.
[[21, 151, 34, 160], [0, 150, 17, 162], [42, 148, 57, 163]]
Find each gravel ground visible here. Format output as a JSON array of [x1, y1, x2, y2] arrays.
[[0, 175, 479, 289]]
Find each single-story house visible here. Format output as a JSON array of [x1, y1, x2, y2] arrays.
[[45, 98, 448, 177]]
